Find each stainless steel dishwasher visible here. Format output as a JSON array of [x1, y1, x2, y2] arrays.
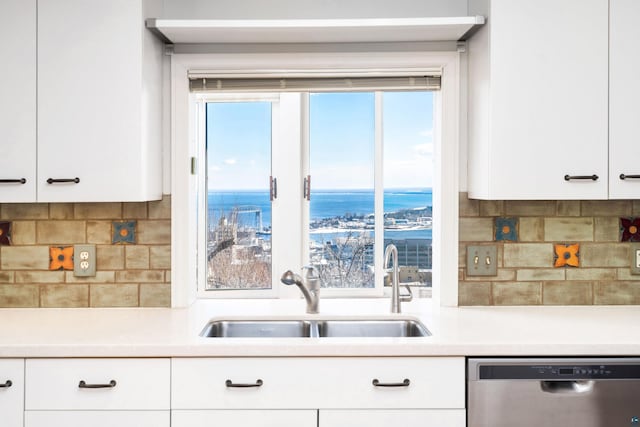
[[468, 358, 640, 427]]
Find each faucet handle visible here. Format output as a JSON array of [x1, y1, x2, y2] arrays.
[[400, 285, 413, 303], [302, 265, 320, 290], [302, 265, 318, 276]]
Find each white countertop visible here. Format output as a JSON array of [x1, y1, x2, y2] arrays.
[[1, 299, 639, 358]]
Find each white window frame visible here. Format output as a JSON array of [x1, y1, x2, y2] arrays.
[[170, 51, 460, 307], [196, 92, 283, 299]]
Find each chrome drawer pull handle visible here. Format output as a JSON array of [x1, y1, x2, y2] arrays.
[[372, 378, 410, 387], [0, 179, 26, 184], [225, 379, 263, 388], [0, 380, 12, 388], [78, 380, 116, 389], [620, 174, 640, 180], [47, 177, 80, 184], [564, 174, 598, 181]]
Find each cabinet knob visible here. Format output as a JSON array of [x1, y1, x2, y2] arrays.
[[0, 179, 26, 184], [564, 174, 598, 181], [619, 174, 640, 180], [0, 380, 12, 388], [47, 177, 80, 184], [78, 380, 116, 389]]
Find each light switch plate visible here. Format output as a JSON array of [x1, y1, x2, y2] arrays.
[[631, 243, 640, 275], [74, 244, 96, 277], [466, 245, 498, 276]]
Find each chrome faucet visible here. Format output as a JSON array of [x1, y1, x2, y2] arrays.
[[384, 244, 413, 313], [281, 266, 320, 314]]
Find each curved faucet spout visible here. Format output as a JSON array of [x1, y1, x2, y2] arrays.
[[280, 267, 320, 314], [384, 244, 412, 313]]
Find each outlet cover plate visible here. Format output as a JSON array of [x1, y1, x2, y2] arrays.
[[74, 244, 96, 277], [631, 243, 640, 275], [466, 245, 498, 276]]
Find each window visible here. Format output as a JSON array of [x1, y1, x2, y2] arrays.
[[171, 51, 461, 307], [199, 90, 435, 297], [206, 101, 273, 291]]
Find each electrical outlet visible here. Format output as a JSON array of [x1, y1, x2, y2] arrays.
[[631, 243, 640, 275], [466, 245, 498, 276], [74, 244, 96, 277]]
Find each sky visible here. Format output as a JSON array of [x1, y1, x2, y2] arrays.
[[206, 91, 434, 191]]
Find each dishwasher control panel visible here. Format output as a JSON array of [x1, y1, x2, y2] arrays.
[[479, 363, 640, 380]]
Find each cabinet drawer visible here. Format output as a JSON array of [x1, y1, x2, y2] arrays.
[[320, 409, 466, 427], [25, 358, 170, 410], [172, 358, 316, 409], [172, 410, 317, 427], [0, 359, 24, 427], [313, 357, 465, 409], [25, 411, 169, 427], [172, 357, 464, 410]]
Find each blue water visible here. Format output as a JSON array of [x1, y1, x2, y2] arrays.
[[208, 189, 432, 240]]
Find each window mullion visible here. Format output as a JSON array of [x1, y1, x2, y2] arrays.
[[301, 93, 311, 271], [374, 92, 384, 295], [271, 93, 305, 299]]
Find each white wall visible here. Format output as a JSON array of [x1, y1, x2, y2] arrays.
[[162, 0, 468, 19]]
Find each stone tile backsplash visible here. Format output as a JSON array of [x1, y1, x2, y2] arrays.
[[0, 197, 171, 308], [459, 193, 640, 306], [1, 192, 635, 308]]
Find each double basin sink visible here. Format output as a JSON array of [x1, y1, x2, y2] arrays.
[[201, 317, 430, 338]]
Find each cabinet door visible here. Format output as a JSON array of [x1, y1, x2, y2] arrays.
[[0, 359, 24, 427], [320, 409, 466, 427], [483, 0, 608, 199], [25, 411, 169, 427], [0, 0, 36, 202], [37, 0, 159, 202], [610, 0, 640, 198], [172, 410, 317, 427]]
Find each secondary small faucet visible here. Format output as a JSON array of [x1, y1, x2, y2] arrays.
[[384, 243, 413, 313], [281, 266, 320, 314]]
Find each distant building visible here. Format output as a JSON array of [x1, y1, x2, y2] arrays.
[[384, 238, 432, 270], [213, 217, 237, 243]]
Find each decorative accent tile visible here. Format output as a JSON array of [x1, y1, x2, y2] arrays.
[[554, 243, 580, 268], [620, 217, 640, 242], [112, 220, 136, 244], [495, 217, 518, 242], [0, 221, 11, 246], [49, 246, 74, 271]]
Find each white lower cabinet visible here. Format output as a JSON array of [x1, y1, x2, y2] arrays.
[[320, 409, 466, 427], [24, 358, 170, 427], [172, 357, 465, 427], [172, 410, 317, 427], [25, 411, 169, 427], [0, 359, 24, 427]]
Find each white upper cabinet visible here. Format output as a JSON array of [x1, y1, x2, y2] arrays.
[[467, 0, 609, 200], [37, 0, 163, 202], [609, 0, 640, 199], [0, 0, 37, 202]]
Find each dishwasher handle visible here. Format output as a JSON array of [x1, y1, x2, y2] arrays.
[[540, 380, 594, 394]]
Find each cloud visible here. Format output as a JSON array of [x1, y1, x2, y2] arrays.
[[414, 143, 434, 156], [210, 166, 221, 172], [419, 130, 433, 138], [223, 158, 237, 165]]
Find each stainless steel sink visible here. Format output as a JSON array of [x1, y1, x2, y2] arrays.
[[317, 319, 430, 337], [201, 320, 313, 338], [200, 318, 430, 338]]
